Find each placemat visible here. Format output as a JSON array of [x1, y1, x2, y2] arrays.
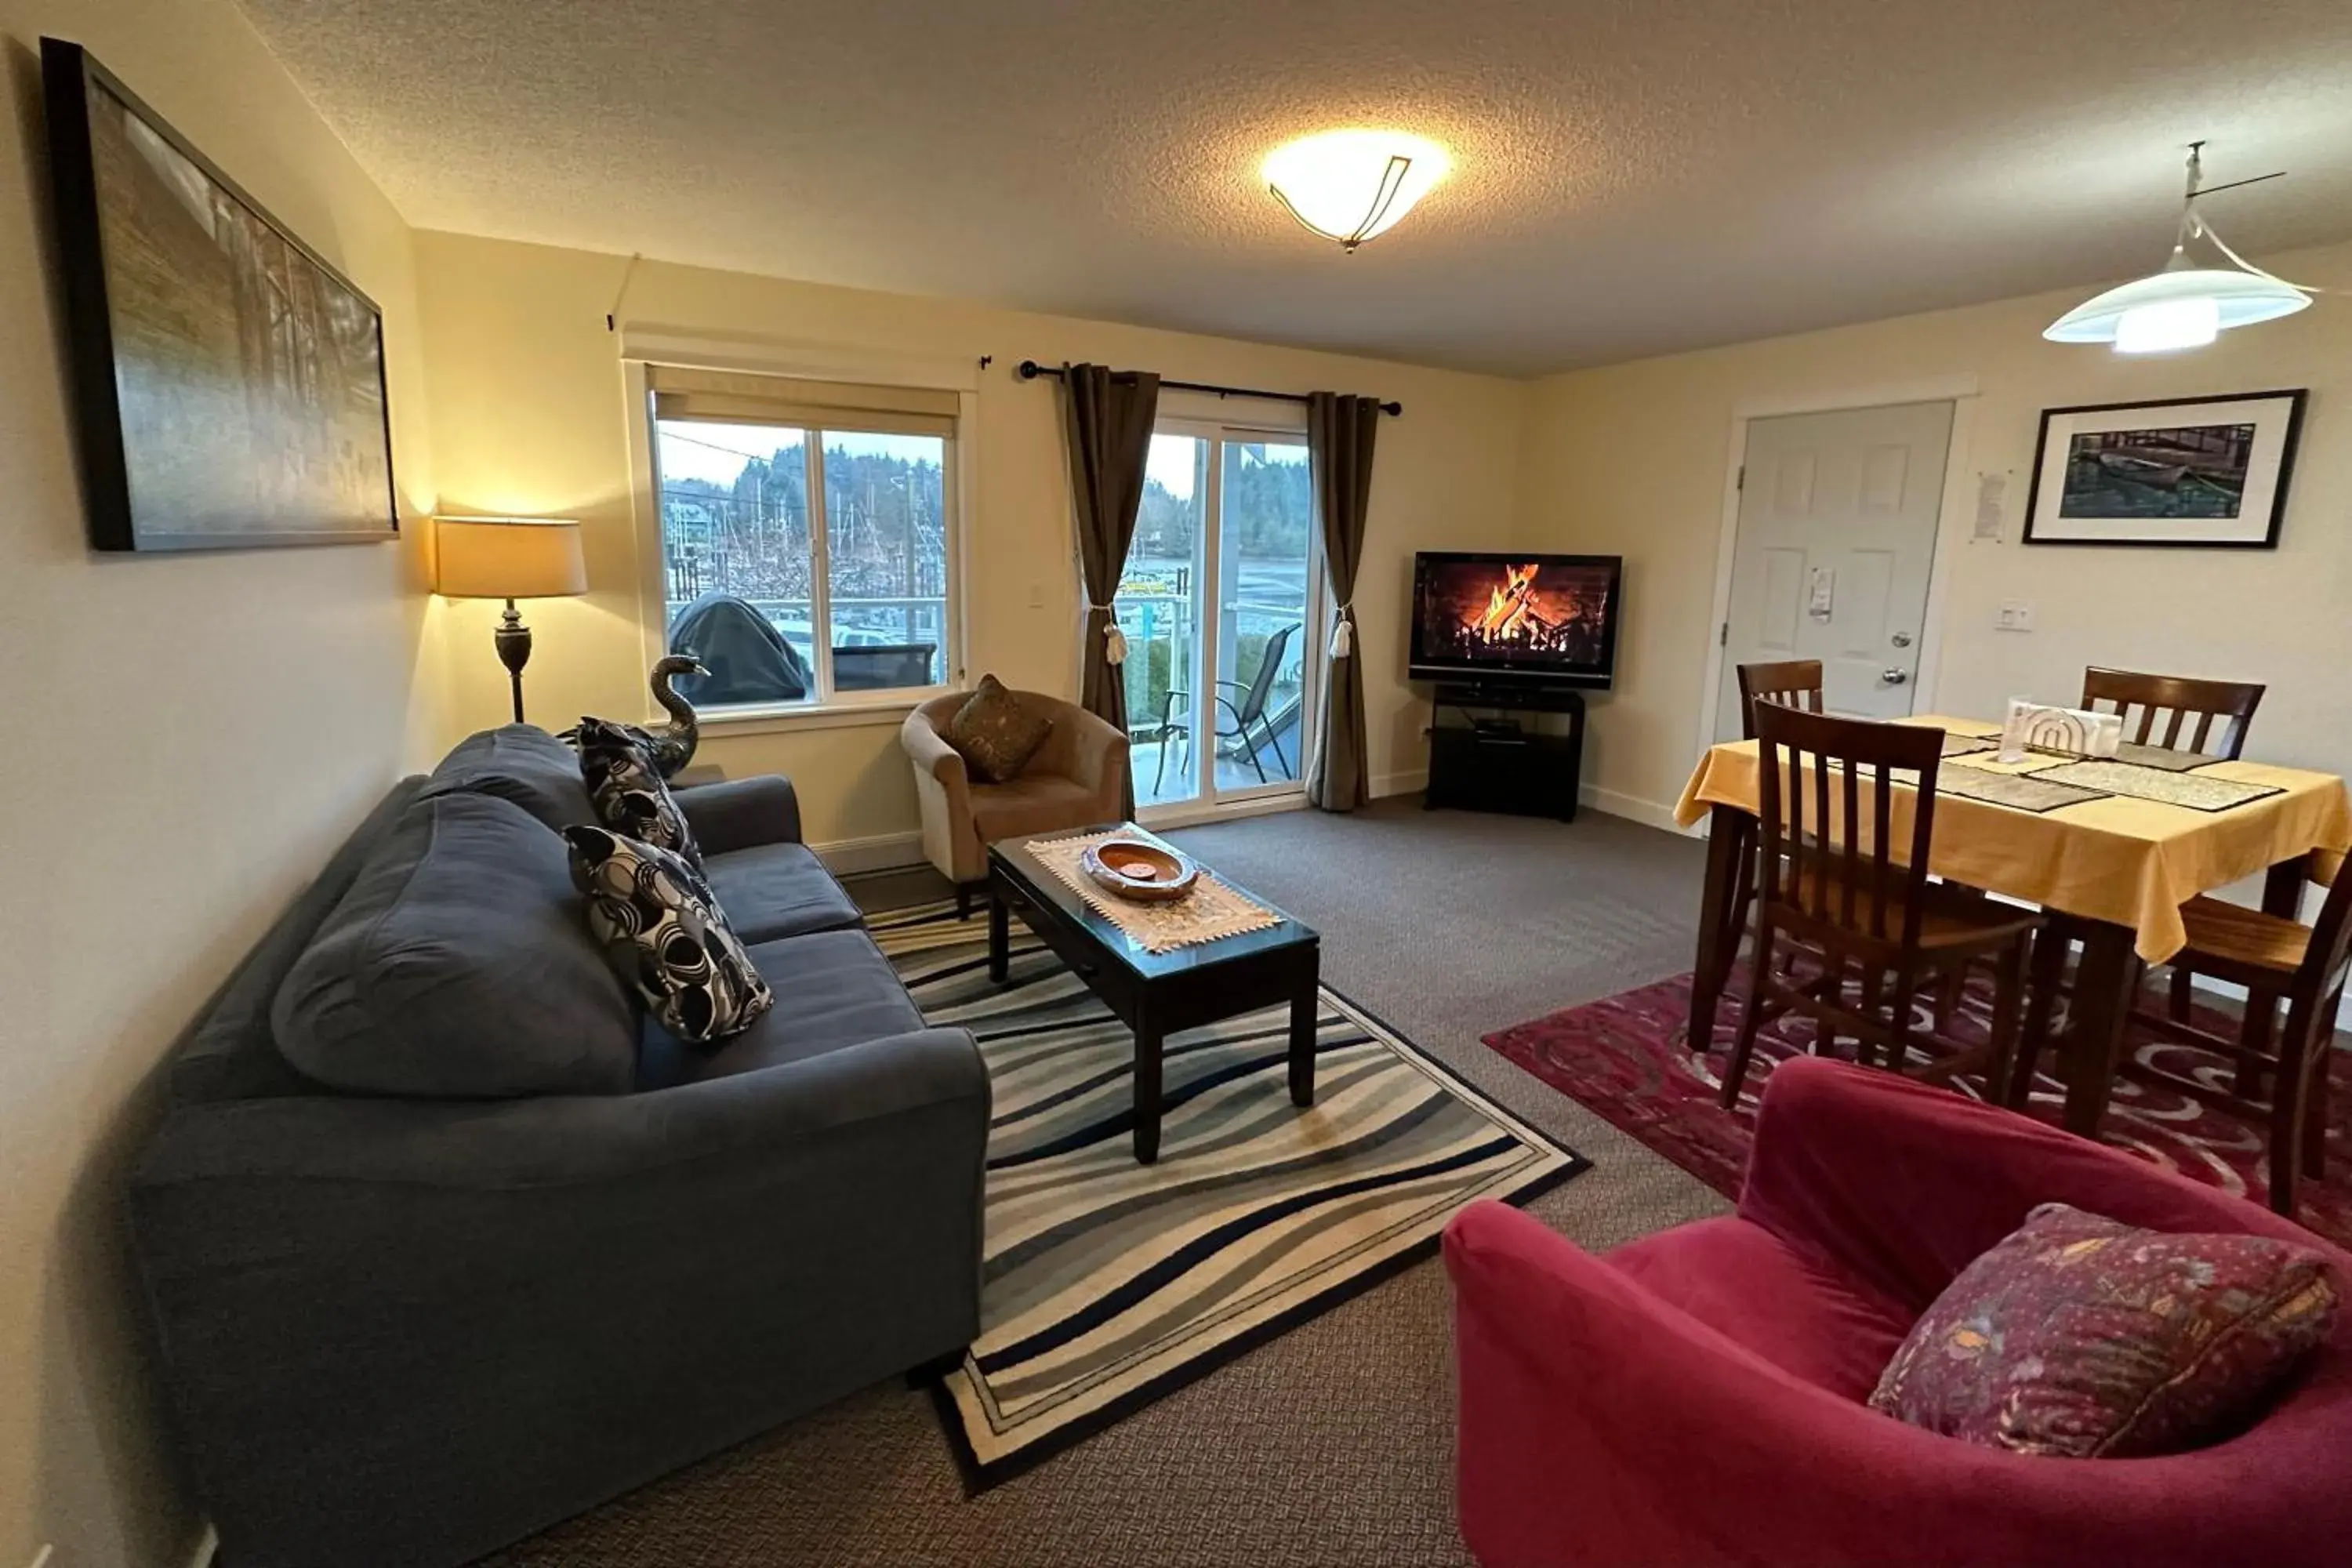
[[2110, 742, 2219, 773], [1024, 826, 1283, 953], [1940, 734, 1996, 758], [2036, 759, 2286, 813], [1933, 766, 2109, 814]]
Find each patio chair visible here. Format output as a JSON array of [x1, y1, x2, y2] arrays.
[[1154, 622, 1300, 791]]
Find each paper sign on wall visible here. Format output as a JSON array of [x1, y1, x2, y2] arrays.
[[1806, 565, 1835, 620]]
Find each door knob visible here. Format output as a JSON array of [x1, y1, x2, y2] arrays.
[[1890, 631, 1914, 648], [1882, 669, 1911, 685]]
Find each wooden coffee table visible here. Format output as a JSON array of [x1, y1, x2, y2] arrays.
[[986, 832, 1321, 1164]]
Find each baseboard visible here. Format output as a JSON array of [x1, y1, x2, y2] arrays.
[[1370, 768, 1427, 800], [810, 829, 926, 875], [1577, 782, 1684, 833]]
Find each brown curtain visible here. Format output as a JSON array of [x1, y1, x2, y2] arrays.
[[1306, 393, 1380, 811], [1058, 363, 1161, 809]]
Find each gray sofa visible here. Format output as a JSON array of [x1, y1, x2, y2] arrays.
[[128, 727, 990, 1568]]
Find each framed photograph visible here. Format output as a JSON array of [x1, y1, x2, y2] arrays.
[[41, 38, 397, 551], [2022, 390, 2305, 549]]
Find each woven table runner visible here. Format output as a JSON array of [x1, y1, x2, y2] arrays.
[[1024, 827, 1283, 953]]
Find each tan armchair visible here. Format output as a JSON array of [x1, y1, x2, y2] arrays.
[[902, 689, 1131, 909]]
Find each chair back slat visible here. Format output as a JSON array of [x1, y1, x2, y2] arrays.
[[2081, 667, 2264, 760], [1751, 705, 1945, 960], [1737, 659, 1824, 739]]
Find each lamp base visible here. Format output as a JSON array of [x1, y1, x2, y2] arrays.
[[493, 599, 533, 725]]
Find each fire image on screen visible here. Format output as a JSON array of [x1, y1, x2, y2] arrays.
[[1417, 558, 1615, 673]]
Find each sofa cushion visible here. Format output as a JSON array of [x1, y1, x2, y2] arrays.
[[271, 792, 639, 1098], [702, 841, 863, 943], [970, 774, 1104, 845], [576, 717, 703, 867], [669, 931, 926, 1085], [946, 674, 1054, 783], [417, 724, 598, 832], [565, 826, 771, 1046], [1870, 1202, 2339, 1457], [1608, 1216, 1912, 1402]]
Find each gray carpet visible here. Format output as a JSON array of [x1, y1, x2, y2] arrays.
[[482, 802, 1729, 1568]]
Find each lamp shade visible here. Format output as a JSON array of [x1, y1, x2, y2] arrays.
[[1264, 129, 1450, 251], [432, 516, 588, 600]]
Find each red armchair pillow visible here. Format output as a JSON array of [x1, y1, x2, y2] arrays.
[[1870, 1201, 2339, 1457]]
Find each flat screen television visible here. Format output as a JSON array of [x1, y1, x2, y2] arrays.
[[1409, 551, 1623, 689]]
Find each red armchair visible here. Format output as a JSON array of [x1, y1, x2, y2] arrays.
[[1444, 1058, 2352, 1567]]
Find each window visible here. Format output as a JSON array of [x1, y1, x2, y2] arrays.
[[645, 365, 956, 709]]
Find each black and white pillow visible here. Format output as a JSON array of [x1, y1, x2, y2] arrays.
[[563, 825, 771, 1044], [576, 717, 702, 867]]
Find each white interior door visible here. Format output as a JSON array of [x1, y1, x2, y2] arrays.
[[1715, 401, 1952, 741]]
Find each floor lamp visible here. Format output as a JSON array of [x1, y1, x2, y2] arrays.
[[432, 516, 588, 724]]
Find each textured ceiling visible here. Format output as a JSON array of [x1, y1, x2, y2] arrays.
[[234, 0, 2352, 375]]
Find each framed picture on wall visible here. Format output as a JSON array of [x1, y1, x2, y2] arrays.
[[40, 38, 398, 551], [2021, 389, 2306, 549]]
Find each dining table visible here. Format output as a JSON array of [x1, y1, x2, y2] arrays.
[[1673, 713, 2352, 1134]]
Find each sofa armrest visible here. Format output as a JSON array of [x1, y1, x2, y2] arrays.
[[135, 1025, 983, 1190], [674, 773, 802, 853], [131, 1027, 989, 1568], [1737, 1057, 2328, 1316], [1443, 1200, 2336, 1568]]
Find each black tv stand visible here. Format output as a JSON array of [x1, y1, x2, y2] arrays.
[[1424, 684, 1587, 822]]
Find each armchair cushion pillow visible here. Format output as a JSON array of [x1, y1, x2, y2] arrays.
[[271, 792, 639, 1097], [577, 717, 703, 867], [564, 825, 771, 1045], [1870, 1201, 2339, 1457], [945, 674, 1054, 783]]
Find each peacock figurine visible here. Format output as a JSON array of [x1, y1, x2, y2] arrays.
[[559, 655, 706, 778]]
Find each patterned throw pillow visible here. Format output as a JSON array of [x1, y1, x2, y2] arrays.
[[577, 717, 702, 866], [944, 674, 1054, 783], [1870, 1202, 2338, 1457], [563, 825, 772, 1044]]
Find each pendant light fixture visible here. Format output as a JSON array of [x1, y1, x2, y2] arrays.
[[2045, 143, 2311, 354], [1264, 129, 1450, 252]]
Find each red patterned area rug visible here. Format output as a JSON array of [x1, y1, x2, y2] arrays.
[[1483, 970, 2352, 1248]]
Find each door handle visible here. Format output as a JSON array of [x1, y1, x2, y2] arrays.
[[1890, 631, 1914, 648], [1882, 669, 1911, 685]]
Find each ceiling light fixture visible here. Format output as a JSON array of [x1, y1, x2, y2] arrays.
[[2044, 143, 2312, 354], [1263, 129, 1450, 252]]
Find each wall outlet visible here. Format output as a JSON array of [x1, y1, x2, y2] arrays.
[[1994, 600, 2034, 632], [1027, 581, 1046, 609]]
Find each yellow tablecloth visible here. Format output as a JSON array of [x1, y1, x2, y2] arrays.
[[1672, 715, 2352, 962]]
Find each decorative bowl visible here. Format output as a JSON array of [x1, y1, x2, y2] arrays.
[[1080, 838, 1199, 902]]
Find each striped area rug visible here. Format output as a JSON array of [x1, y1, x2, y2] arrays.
[[869, 901, 1586, 1488]]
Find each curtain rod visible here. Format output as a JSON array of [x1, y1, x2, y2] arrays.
[[1009, 359, 1401, 417]]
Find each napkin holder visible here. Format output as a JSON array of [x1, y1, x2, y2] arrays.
[[1998, 699, 2122, 764]]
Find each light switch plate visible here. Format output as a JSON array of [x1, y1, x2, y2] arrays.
[[1995, 600, 2034, 632]]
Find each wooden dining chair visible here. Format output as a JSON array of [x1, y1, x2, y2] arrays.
[[1728, 660, 1827, 968], [2078, 666, 2271, 1041], [2012, 866, 2350, 1216], [1736, 659, 1824, 739], [2080, 666, 2265, 759], [1719, 706, 2043, 1109]]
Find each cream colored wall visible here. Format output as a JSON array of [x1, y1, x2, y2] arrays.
[[0, 4, 438, 1564], [1519, 238, 2352, 823], [415, 231, 1528, 851]]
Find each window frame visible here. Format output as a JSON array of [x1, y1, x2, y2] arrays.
[[622, 356, 972, 730]]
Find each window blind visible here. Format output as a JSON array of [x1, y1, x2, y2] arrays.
[[646, 365, 959, 438]]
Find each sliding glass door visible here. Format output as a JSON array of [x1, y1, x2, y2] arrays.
[[1120, 423, 1320, 815]]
